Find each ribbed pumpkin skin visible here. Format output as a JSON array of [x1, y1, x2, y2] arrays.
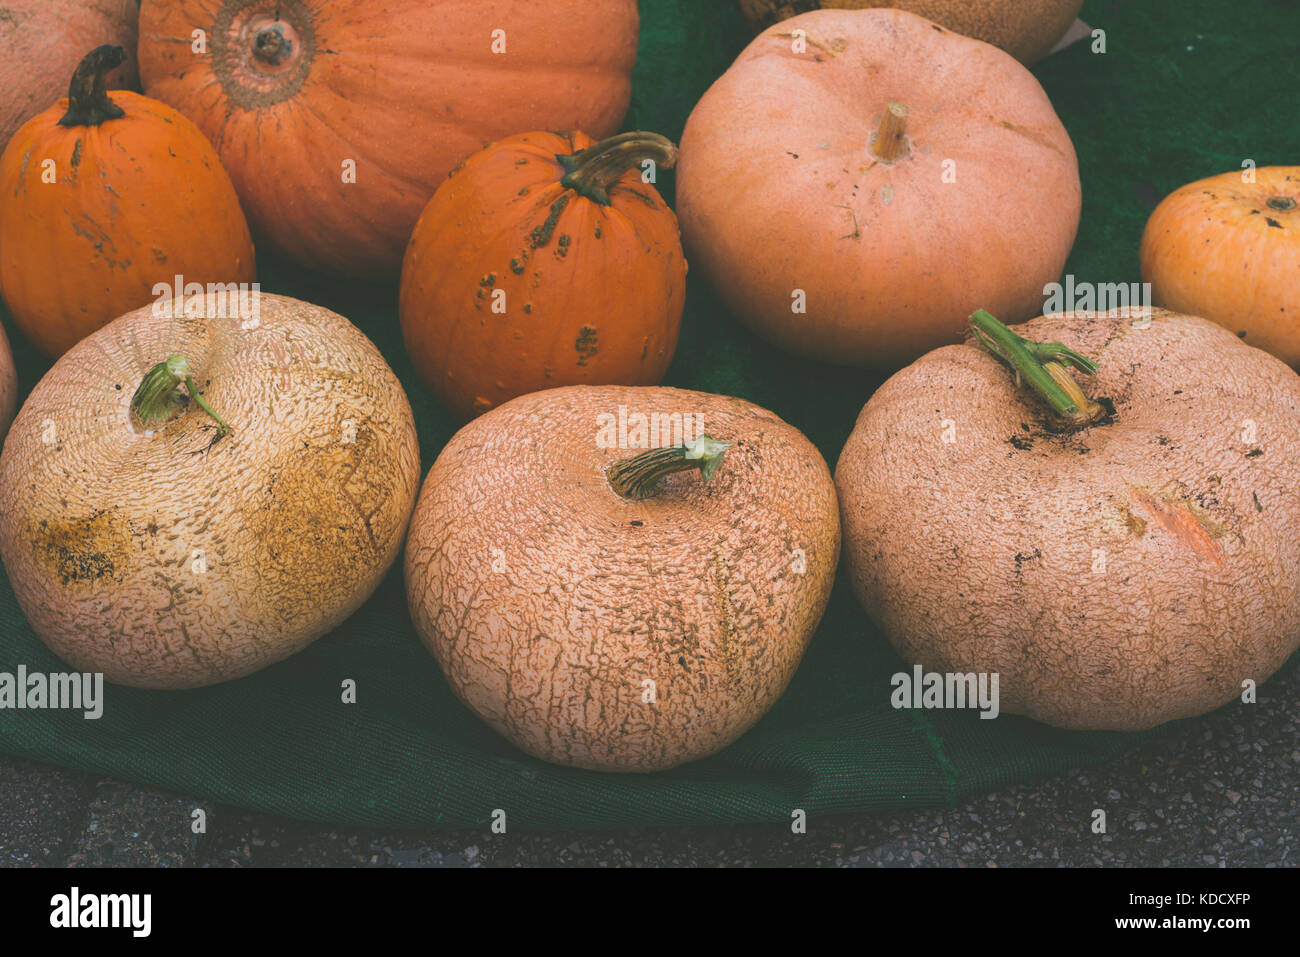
[[0, 0, 139, 150], [400, 131, 688, 421], [138, 0, 640, 279], [1140, 167, 1300, 367], [677, 9, 1080, 370], [735, 0, 1084, 64], [0, 90, 256, 358]]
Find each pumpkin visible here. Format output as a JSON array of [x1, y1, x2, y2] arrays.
[[836, 308, 1300, 730], [405, 385, 840, 771], [1140, 167, 1300, 367], [0, 46, 256, 359], [400, 131, 688, 421], [676, 9, 1080, 370], [137, 0, 641, 279], [0, 293, 420, 689], [0, 0, 139, 150], [0, 322, 15, 441], [734, 0, 1085, 65]]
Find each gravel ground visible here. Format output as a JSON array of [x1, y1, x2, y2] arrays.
[[1, 658, 1294, 867]]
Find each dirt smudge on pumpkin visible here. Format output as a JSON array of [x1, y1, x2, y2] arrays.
[[993, 118, 1065, 156], [1128, 485, 1226, 567], [253, 424, 394, 623], [1121, 506, 1147, 538], [29, 509, 131, 587]]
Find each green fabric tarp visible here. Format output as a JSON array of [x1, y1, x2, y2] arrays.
[[1, 0, 1296, 830]]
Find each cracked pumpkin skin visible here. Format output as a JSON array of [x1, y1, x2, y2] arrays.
[[1141, 167, 1300, 368], [0, 293, 420, 689], [836, 309, 1300, 730], [735, 0, 1084, 65], [405, 385, 840, 772], [676, 8, 1080, 370]]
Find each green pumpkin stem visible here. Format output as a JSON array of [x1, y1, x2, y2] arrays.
[[131, 355, 231, 437], [59, 45, 127, 128], [557, 131, 677, 205], [969, 309, 1106, 431], [606, 434, 732, 500]]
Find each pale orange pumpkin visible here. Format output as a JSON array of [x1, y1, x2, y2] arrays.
[[677, 8, 1081, 370], [138, 0, 640, 279], [1140, 167, 1300, 367], [0, 47, 256, 358], [0, 0, 138, 150], [735, 0, 1085, 65], [400, 131, 687, 421]]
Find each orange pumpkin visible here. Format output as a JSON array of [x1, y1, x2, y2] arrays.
[[0, 0, 138, 151], [138, 0, 640, 279], [400, 131, 688, 421], [676, 8, 1080, 370], [1140, 167, 1300, 367], [0, 46, 256, 359]]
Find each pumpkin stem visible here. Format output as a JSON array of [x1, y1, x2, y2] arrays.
[[131, 355, 231, 438], [1266, 196, 1297, 212], [253, 24, 292, 65], [606, 434, 731, 500], [969, 310, 1106, 431], [558, 131, 678, 205], [870, 103, 909, 164], [59, 45, 127, 128]]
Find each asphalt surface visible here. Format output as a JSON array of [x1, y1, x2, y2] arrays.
[[1, 657, 1295, 867]]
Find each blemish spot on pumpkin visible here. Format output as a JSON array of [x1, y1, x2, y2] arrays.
[[509, 258, 525, 275], [528, 194, 570, 249], [30, 509, 131, 587], [575, 326, 598, 366], [70, 139, 82, 167], [1128, 486, 1226, 567], [1121, 507, 1147, 538]]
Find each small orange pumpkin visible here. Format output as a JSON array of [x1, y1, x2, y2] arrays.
[[400, 131, 688, 421], [1140, 167, 1300, 367], [0, 46, 255, 358]]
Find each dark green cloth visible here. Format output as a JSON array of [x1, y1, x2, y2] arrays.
[[0, 0, 1295, 829]]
